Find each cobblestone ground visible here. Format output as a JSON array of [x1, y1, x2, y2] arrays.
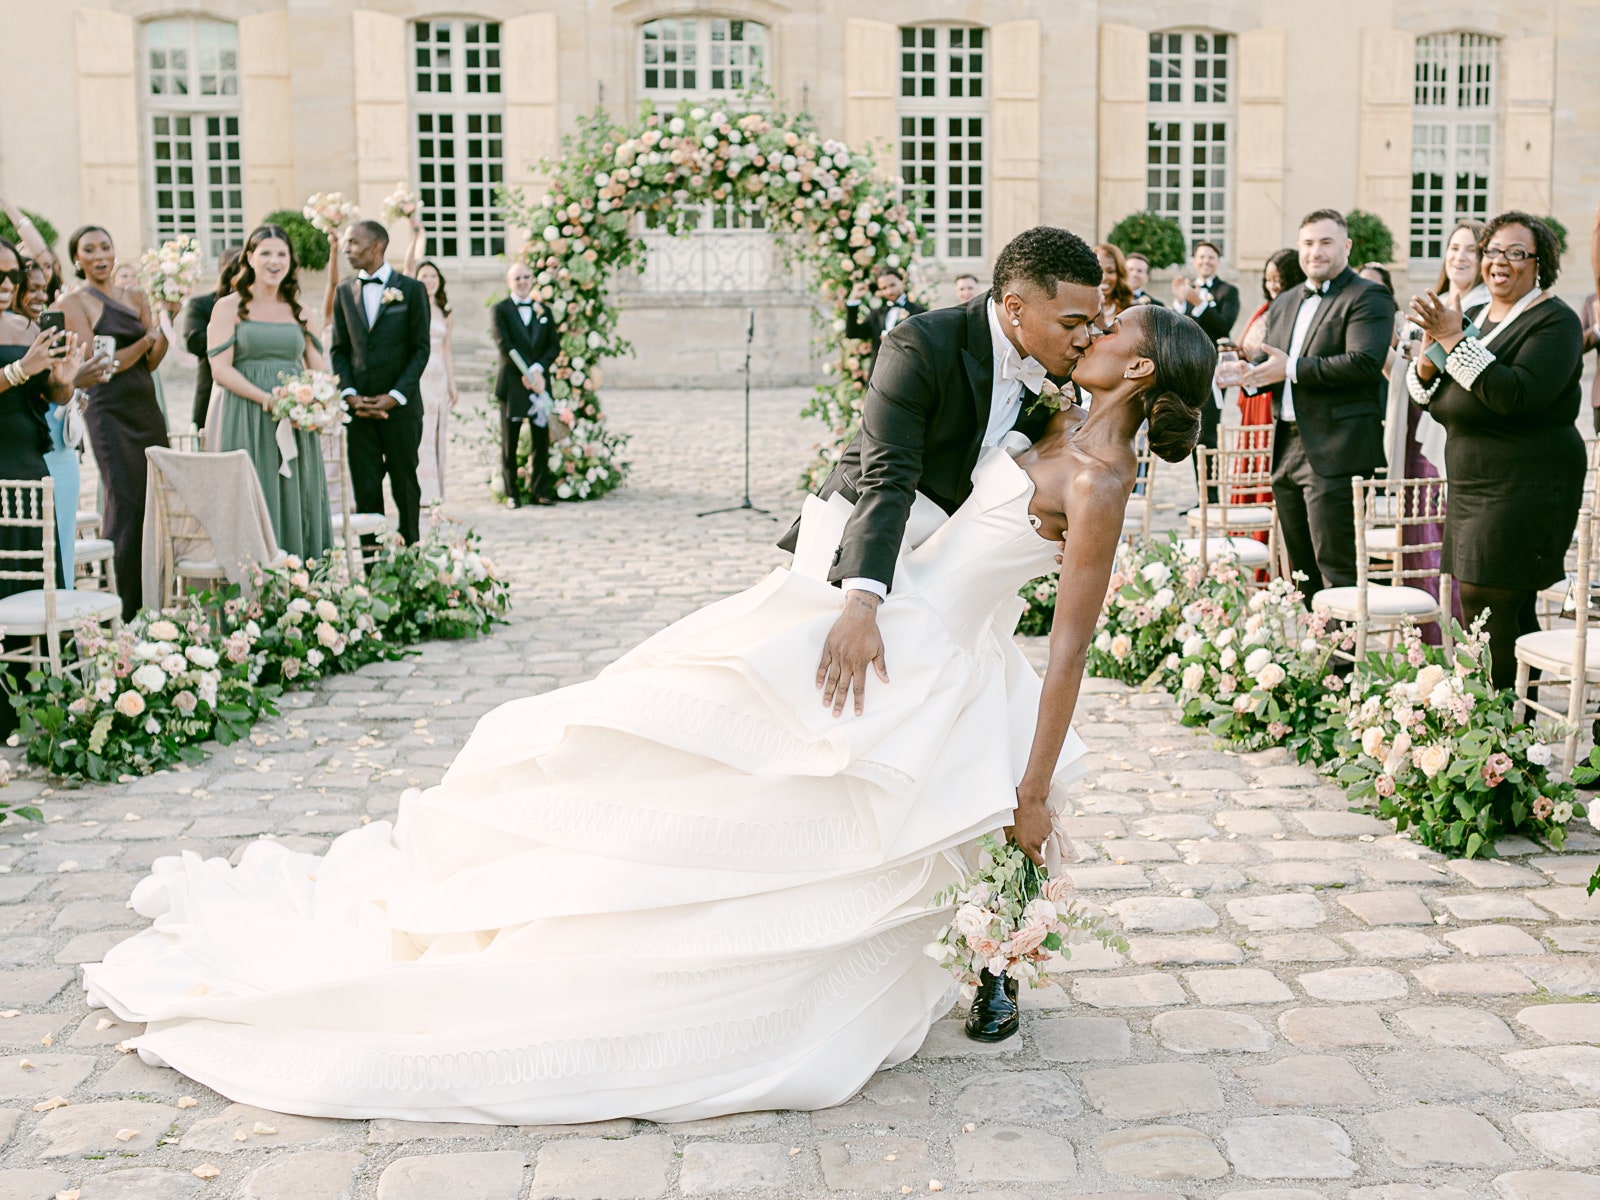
[[0, 384, 1597, 1200]]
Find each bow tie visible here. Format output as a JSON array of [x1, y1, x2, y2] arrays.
[[1002, 354, 1048, 394], [358, 276, 383, 287], [515, 300, 533, 308], [1304, 281, 1331, 297]]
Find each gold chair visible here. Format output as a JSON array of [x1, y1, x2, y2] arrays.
[[1515, 508, 1600, 770], [147, 449, 288, 608], [1181, 425, 1277, 575], [1120, 432, 1157, 541], [323, 423, 391, 577], [0, 478, 121, 676], [1312, 476, 1452, 661]]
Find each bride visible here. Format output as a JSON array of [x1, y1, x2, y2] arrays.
[[83, 304, 1215, 1125]]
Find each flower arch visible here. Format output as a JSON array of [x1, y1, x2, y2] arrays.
[[500, 95, 921, 500]]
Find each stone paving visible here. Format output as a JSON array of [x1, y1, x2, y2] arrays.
[[0, 384, 1597, 1199]]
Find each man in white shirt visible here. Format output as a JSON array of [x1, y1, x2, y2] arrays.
[[844, 267, 927, 379], [1124, 253, 1152, 305], [1241, 209, 1394, 592]]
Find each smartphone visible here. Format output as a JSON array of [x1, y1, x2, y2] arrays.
[[37, 311, 65, 336], [93, 335, 116, 363]]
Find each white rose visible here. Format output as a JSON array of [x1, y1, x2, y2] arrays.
[[1109, 634, 1132, 661], [1256, 663, 1287, 689], [1216, 628, 1236, 648], [1413, 664, 1447, 697], [1094, 631, 1111, 652], [1175, 623, 1195, 642], [1151, 587, 1175, 611], [146, 620, 180, 641], [1140, 561, 1171, 586], [114, 691, 145, 718], [306, 649, 324, 667], [1181, 663, 1205, 691], [1182, 636, 1204, 658], [314, 599, 339, 622], [1233, 694, 1254, 713], [1527, 743, 1554, 767], [1416, 743, 1451, 778], [1244, 648, 1273, 676], [1362, 727, 1388, 759], [1552, 800, 1574, 823], [1427, 680, 1456, 712], [315, 621, 341, 649], [185, 645, 219, 669], [1299, 637, 1319, 654], [1220, 647, 1237, 670], [132, 641, 163, 662], [131, 664, 167, 693], [160, 653, 187, 675]]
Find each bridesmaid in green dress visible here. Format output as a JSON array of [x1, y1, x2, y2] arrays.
[[208, 225, 333, 561]]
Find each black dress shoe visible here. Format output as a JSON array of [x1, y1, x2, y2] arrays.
[[531, 495, 556, 506], [964, 968, 1020, 1043]]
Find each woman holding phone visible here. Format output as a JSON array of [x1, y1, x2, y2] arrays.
[[54, 225, 168, 618]]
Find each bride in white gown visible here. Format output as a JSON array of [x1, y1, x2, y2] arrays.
[[83, 305, 1215, 1124]]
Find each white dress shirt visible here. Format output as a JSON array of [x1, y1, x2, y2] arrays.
[[513, 295, 540, 326], [1279, 280, 1330, 423], [343, 262, 408, 405], [1173, 274, 1216, 318], [842, 300, 1041, 599]]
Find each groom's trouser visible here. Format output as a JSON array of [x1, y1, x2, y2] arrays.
[[349, 409, 423, 545], [499, 401, 551, 501]]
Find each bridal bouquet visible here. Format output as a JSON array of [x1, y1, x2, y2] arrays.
[[139, 236, 202, 307], [303, 191, 358, 236], [383, 183, 421, 227], [925, 836, 1126, 988], [270, 369, 346, 433]]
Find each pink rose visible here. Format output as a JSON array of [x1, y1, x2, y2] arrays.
[[1009, 922, 1051, 958], [1374, 773, 1396, 798], [1043, 876, 1073, 904], [1532, 795, 1554, 819]]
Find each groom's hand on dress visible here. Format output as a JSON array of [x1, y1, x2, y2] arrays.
[[817, 591, 888, 718]]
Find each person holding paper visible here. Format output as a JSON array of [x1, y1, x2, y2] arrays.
[[490, 262, 560, 507]]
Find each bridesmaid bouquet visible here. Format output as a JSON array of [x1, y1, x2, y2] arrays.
[[139, 236, 202, 307], [303, 192, 359, 236], [925, 836, 1126, 989], [383, 183, 421, 227], [270, 369, 347, 433]]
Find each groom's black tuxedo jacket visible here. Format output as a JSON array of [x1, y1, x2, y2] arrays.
[[329, 271, 432, 423], [779, 294, 1053, 591], [490, 296, 561, 420]]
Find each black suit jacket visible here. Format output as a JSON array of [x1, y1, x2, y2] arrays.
[[779, 295, 1052, 590], [845, 297, 928, 362], [183, 291, 219, 429], [491, 297, 561, 419], [329, 270, 432, 421], [1175, 277, 1240, 344], [1255, 267, 1395, 478]]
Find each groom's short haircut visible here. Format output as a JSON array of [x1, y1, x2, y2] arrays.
[[990, 226, 1101, 302], [352, 219, 390, 250]]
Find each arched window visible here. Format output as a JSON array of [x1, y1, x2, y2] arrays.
[[142, 18, 243, 256], [898, 25, 987, 262], [410, 18, 506, 259], [1410, 32, 1498, 262], [1146, 30, 1232, 256], [640, 18, 767, 99]]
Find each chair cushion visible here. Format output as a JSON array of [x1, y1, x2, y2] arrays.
[[1177, 537, 1272, 567], [344, 513, 390, 535], [176, 550, 289, 578], [1515, 628, 1600, 675], [1312, 584, 1441, 619], [75, 509, 99, 531], [1366, 527, 1401, 552], [74, 538, 114, 561], [1187, 504, 1274, 530], [0, 588, 122, 634]]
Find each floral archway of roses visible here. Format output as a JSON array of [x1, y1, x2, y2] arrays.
[[499, 94, 922, 501]]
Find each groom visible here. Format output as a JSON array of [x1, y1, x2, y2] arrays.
[[780, 225, 1105, 1042], [331, 219, 433, 544]]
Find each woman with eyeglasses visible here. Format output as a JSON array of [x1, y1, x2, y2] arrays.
[[1406, 211, 1586, 688]]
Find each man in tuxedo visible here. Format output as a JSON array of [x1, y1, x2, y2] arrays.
[[1242, 209, 1395, 593], [1124, 252, 1154, 305], [183, 247, 241, 430], [952, 273, 982, 305], [490, 261, 561, 507], [330, 220, 432, 544], [1171, 241, 1240, 489], [844, 266, 926, 377]]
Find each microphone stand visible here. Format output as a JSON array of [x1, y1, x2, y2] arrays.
[[699, 305, 774, 520]]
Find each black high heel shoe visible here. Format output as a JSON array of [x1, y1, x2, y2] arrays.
[[963, 968, 1020, 1043]]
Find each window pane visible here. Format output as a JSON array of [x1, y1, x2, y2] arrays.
[[898, 27, 987, 261], [1145, 31, 1232, 255], [1409, 33, 1499, 261]]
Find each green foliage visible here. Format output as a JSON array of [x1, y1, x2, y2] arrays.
[[498, 95, 923, 495], [1540, 214, 1569, 257], [1346, 209, 1395, 266], [1106, 211, 1187, 269], [0, 208, 58, 254], [261, 210, 331, 271]]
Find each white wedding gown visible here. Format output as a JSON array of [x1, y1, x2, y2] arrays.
[[83, 439, 1087, 1124]]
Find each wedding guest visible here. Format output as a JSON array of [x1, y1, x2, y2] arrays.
[[330, 220, 432, 544], [1172, 241, 1241, 490], [1407, 212, 1585, 689], [1582, 288, 1598, 438], [953, 273, 981, 305], [0, 198, 62, 305], [1359, 263, 1393, 294], [1125, 252, 1154, 305], [210, 225, 333, 561], [490, 262, 559, 507], [845, 267, 925, 377], [183, 247, 242, 431], [414, 259, 457, 506], [1242, 209, 1393, 594], [55, 225, 168, 618], [1228, 249, 1304, 428], [1093, 243, 1135, 325]]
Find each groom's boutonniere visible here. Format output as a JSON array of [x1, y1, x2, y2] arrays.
[[380, 287, 405, 306], [1025, 379, 1066, 418]]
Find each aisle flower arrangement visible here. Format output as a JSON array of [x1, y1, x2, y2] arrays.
[[9, 522, 511, 784], [1332, 621, 1581, 857]]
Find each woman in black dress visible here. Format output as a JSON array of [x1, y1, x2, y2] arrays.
[[56, 226, 169, 618], [1406, 212, 1586, 688]]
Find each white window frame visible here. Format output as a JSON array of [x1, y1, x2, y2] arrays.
[[639, 17, 768, 101], [1409, 32, 1498, 264], [410, 17, 507, 261], [1145, 29, 1233, 259], [141, 18, 244, 259], [897, 24, 988, 265]]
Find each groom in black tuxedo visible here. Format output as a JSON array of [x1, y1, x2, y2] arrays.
[[330, 219, 433, 544], [490, 261, 561, 506]]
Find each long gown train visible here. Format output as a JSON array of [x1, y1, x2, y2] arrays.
[[83, 441, 1085, 1124]]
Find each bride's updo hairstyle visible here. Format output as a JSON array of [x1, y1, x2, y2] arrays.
[[1135, 305, 1217, 463]]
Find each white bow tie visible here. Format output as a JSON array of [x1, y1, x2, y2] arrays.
[[1002, 354, 1048, 393]]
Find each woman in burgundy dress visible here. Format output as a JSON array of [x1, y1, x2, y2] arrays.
[[56, 226, 169, 618]]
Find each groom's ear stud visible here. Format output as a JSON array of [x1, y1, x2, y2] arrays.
[[1011, 318, 1020, 327]]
